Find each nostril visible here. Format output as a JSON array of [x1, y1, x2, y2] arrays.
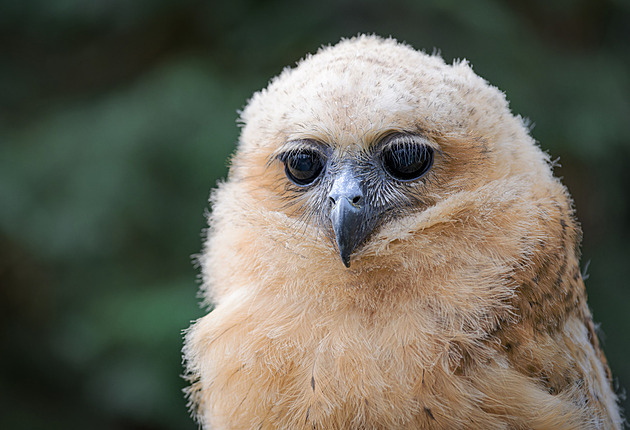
[[351, 195, 361, 205], [329, 196, 337, 205]]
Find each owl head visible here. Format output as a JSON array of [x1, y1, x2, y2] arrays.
[[201, 35, 570, 306]]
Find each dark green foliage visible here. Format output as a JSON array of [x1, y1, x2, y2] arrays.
[[1, 1, 628, 428]]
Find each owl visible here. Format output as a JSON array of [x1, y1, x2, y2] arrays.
[[183, 35, 622, 429]]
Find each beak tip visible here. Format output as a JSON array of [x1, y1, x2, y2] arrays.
[[336, 242, 352, 268]]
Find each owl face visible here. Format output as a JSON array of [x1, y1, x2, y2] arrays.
[[229, 36, 549, 270], [271, 131, 437, 266]]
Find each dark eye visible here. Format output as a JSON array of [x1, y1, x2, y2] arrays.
[[382, 141, 434, 181], [281, 150, 325, 186]]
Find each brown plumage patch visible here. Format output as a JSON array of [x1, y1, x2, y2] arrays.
[[183, 35, 622, 429]]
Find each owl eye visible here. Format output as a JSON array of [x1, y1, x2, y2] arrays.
[[281, 149, 325, 186], [381, 140, 434, 181]]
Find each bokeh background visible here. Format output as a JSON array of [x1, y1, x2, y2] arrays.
[[1, 0, 629, 428]]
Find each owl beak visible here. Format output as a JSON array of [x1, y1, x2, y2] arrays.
[[328, 168, 370, 268], [330, 198, 364, 267]]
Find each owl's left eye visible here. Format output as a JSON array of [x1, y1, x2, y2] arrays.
[[281, 150, 325, 186], [381, 139, 434, 182]]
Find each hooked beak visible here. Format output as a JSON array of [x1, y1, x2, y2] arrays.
[[328, 167, 374, 267], [330, 198, 364, 267]]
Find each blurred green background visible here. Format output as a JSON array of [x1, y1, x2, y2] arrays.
[[1, 0, 628, 428]]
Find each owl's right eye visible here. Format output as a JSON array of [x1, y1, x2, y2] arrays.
[[280, 150, 325, 186]]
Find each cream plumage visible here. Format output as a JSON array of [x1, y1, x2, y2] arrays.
[[183, 35, 622, 429]]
